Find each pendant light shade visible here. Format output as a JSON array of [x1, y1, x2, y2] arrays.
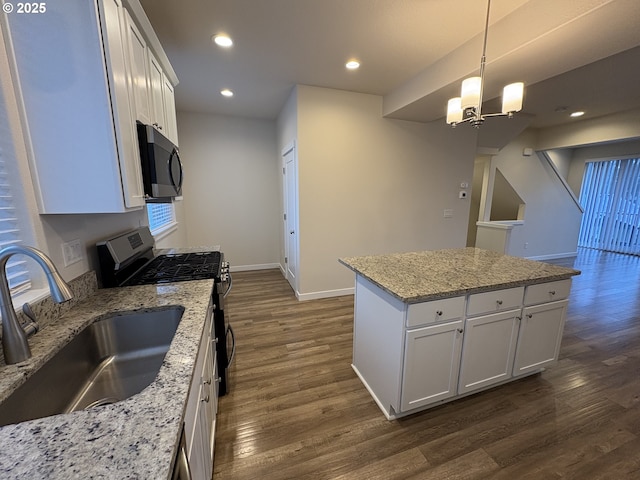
[[446, 97, 463, 125], [502, 82, 524, 114], [461, 77, 481, 110]]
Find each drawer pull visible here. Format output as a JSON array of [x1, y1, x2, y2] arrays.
[[436, 310, 443, 316]]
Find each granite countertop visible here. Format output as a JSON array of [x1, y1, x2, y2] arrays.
[[339, 247, 580, 303], [0, 275, 214, 479]]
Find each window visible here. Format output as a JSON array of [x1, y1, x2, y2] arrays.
[[578, 157, 640, 255], [0, 57, 31, 296], [147, 203, 176, 236]]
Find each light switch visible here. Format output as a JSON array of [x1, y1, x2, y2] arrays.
[[62, 239, 83, 267]]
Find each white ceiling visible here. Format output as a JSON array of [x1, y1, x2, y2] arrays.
[[139, 0, 640, 128]]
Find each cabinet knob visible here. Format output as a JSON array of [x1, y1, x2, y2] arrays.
[[457, 328, 463, 334], [549, 290, 556, 295], [202, 395, 210, 403], [215, 377, 221, 383], [436, 310, 443, 316], [527, 313, 533, 319], [516, 316, 522, 321], [204, 378, 212, 385], [496, 300, 503, 306]]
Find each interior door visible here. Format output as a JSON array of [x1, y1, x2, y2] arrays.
[[283, 144, 297, 292]]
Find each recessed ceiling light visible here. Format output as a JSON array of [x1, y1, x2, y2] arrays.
[[220, 89, 234, 97], [570, 111, 585, 118], [345, 60, 360, 70], [213, 34, 233, 48]]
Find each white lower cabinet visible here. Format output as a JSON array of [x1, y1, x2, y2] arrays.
[[352, 275, 572, 419], [512, 300, 569, 377], [184, 306, 217, 480], [458, 309, 521, 395], [401, 320, 464, 411]]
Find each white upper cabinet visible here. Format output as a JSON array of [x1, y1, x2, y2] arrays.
[[124, 8, 151, 126], [5, 0, 178, 213], [162, 74, 179, 145], [148, 51, 179, 146]]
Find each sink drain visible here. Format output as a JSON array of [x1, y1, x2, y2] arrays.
[[85, 397, 120, 409]]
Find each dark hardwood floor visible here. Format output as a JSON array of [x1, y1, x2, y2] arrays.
[[214, 248, 640, 479]]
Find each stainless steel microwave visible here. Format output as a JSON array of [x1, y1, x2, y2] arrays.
[[137, 123, 183, 203]]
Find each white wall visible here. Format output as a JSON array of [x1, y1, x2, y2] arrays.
[[490, 129, 582, 259], [294, 85, 477, 297], [536, 108, 640, 150], [177, 111, 280, 270]]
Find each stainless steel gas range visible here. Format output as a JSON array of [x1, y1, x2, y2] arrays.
[[96, 227, 234, 396]]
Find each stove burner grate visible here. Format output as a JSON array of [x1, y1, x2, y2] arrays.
[[127, 251, 222, 285]]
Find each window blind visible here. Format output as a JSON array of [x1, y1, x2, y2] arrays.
[[147, 203, 175, 234], [0, 88, 31, 296], [578, 158, 640, 255]]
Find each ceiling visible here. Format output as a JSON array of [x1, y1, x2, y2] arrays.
[[139, 0, 640, 129]]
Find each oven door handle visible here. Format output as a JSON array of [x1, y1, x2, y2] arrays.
[[223, 272, 233, 298], [226, 324, 236, 368]]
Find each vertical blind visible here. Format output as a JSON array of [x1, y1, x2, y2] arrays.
[[578, 158, 640, 255], [0, 84, 31, 296]]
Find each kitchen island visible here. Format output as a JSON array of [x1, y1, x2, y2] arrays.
[[339, 248, 580, 419]]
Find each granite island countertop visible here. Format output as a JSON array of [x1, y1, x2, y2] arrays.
[[0, 276, 214, 479], [339, 247, 580, 303]]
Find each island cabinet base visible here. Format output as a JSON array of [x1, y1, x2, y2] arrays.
[[351, 274, 572, 420]]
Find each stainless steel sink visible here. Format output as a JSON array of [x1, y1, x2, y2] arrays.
[[0, 306, 184, 427]]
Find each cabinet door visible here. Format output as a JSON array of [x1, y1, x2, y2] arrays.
[[513, 300, 568, 377], [148, 52, 166, 132], [187, 383, 209, 480], [162, 74, 179, 145], [124, 9, 151, 125], [401, 320, 463, 412], [201, 338, 216, 471], [100, 0, 145, 209], [458, 309, 520, 394]]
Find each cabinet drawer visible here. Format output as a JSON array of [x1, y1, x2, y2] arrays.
[[524, 279, 572, 306], [407, 296, 465, 327], [466, 287, 524, 317]]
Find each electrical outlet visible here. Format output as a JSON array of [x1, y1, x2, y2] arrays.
[[62, 239, 83, 267]]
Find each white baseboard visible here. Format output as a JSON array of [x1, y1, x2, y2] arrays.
[[230, 263, 281, 272], [297, 287, 354, 301], [525, 251, 578, 261]]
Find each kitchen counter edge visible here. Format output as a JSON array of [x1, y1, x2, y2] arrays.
[[0, 277, 214, 479], [339, 248, 580, 303]]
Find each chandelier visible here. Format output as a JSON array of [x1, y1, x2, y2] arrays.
[[446, 0, 524, 128]]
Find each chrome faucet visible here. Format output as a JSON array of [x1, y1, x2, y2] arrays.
[[0, 245, 73, 364]]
